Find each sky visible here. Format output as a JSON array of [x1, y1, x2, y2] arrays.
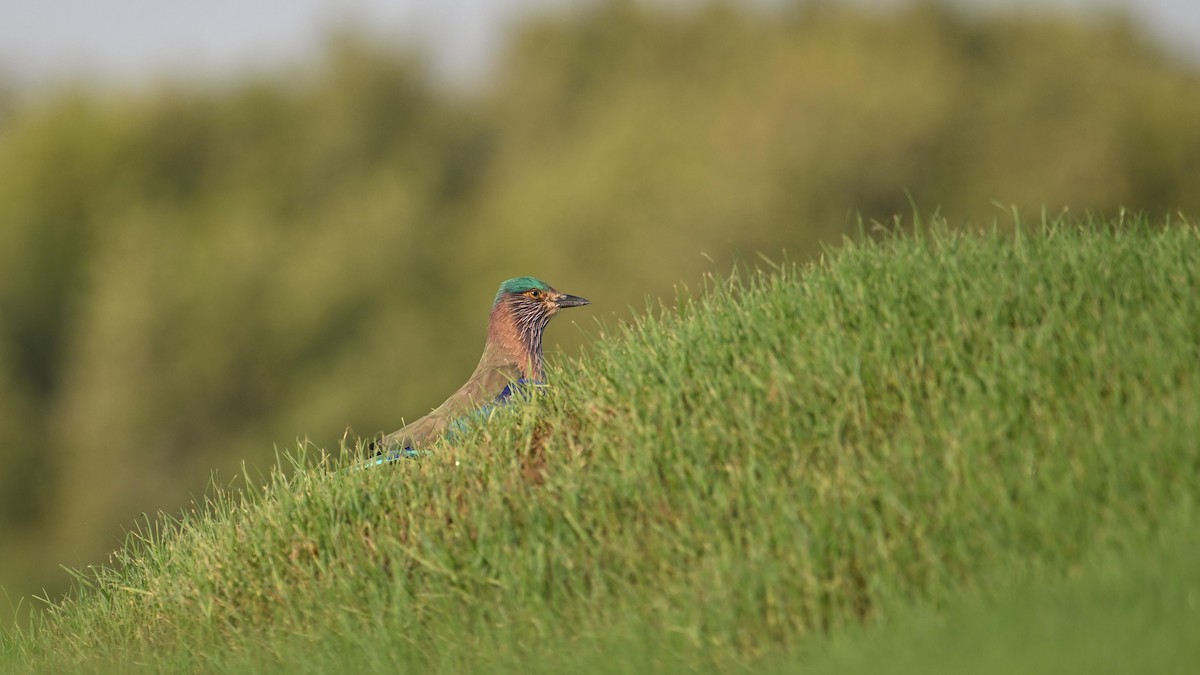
[[1, 0, 1199, 89]]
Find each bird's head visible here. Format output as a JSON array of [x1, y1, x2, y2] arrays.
[[489, 277, 590, 376], [493, 276, 591, 319]]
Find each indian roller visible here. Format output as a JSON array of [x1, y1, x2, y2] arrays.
[[370, 276, 589, 462]]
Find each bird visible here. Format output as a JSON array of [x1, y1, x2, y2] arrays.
[[369, 276, 590, 462]]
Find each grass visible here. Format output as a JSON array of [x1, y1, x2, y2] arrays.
[[3, 214, 1198, 673], [794, 511, 1200, 675]]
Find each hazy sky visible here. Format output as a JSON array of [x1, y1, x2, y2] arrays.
[[2, 0, 1198, 88]]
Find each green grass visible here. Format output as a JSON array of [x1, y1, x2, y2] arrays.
[[3, 214, 1198, 673], [794, 511, 1200, 675]]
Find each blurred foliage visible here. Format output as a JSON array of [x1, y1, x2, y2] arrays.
[[1, 0, 1199, 610]]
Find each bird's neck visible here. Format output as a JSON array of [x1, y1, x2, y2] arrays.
[[482, 301, 545, 380]]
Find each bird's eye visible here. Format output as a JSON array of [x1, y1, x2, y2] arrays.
[[528, 289, 544, 300]]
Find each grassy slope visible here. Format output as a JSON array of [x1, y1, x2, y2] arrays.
[[3, 216, 1199, 673]]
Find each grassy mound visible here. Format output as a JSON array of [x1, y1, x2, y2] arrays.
[[4, 215, 1198, 673]]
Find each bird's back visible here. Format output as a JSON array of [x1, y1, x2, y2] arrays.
[[375, 361, 522, 452]]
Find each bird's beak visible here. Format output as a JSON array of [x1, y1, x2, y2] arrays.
[[554, 293, 591, 308]]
